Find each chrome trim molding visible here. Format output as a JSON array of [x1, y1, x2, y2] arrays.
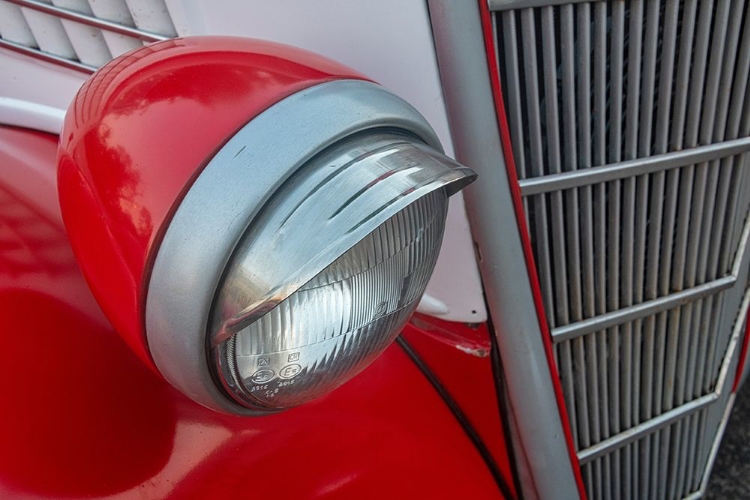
[[553, 214, 750, 342], [552, 276, 736, 343], [428, 1, 580, 498], [578, 393, 718, 465], [519, 137, 750, 196], [0, 96, 64, 133], [146, 79, 446, 415], [5, 0, 168, 42]]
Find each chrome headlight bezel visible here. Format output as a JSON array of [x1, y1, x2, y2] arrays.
[[146, 80, 474, 415]]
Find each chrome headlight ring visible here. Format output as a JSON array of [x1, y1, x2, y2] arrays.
[[146, 80, 475, 415]]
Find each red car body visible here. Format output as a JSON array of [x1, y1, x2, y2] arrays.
[[0, 124, 514, 498], [3, 1, 750, 499]]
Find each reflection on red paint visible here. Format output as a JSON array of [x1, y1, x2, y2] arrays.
[[1, 125, 505, 499], [0, 290, 177, 497]]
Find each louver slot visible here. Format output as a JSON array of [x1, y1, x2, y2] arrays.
[[0, 0, 179, 72]]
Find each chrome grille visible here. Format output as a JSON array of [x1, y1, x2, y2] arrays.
[[493, 0, 750, 498], [0, 0, 180, 72]]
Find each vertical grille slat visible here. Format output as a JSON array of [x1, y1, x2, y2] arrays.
[[608, 9, 625, 497], [501, 11, 528, 180], [592, 4, 612, 497], [560, 4, 595, 461], [521, 8, 557, 342], [637, 4, 661, 496], [541, 6, 571, 326], [492, 1, 750, 497], [577, 1, 602, 464], [621, 19, 644, 499], [651, 8, 679, 490], [540, 3, 581, 450], [576, 5, 603, 494]]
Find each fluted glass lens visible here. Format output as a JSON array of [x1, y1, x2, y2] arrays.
[[215, 190, 447, 409]]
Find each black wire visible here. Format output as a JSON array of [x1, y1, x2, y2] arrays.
[[396, 335, 516, 500]]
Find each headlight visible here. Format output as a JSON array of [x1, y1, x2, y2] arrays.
[[57, 37, 475, 415], [211, 133, 462, 411]]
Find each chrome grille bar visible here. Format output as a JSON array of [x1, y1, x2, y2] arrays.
[[551, 276, 736, 342], [578, 393, 718, 465], [519, 137, 750, 195], [608, 8, 625, 496], [491, 0, 599, 10]]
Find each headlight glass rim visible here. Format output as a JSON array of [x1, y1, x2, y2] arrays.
[[210, 186, 451, 411]]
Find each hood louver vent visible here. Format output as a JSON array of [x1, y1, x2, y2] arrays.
[[0, 0, 180, 72]]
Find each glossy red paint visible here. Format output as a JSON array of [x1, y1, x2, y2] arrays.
[[403, 314, 517, 498], [57, 36, 368, 369], [476, 1, 587, 497], [0, 125, 503, 499], [732, 308, 750, 392]]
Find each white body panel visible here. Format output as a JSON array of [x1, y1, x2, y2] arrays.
[[0, 0, 487, 322]]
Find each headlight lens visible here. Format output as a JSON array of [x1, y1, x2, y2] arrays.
[[208, 131, 472, 412], [214, 189, 447, 409]]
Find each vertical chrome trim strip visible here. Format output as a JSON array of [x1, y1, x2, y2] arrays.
[[652, 13, 682, 493], [427, 2, 580, 498], [500, 11, 526, 180], [608, 11, 625, 494], [520, 9, 556, 339]]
